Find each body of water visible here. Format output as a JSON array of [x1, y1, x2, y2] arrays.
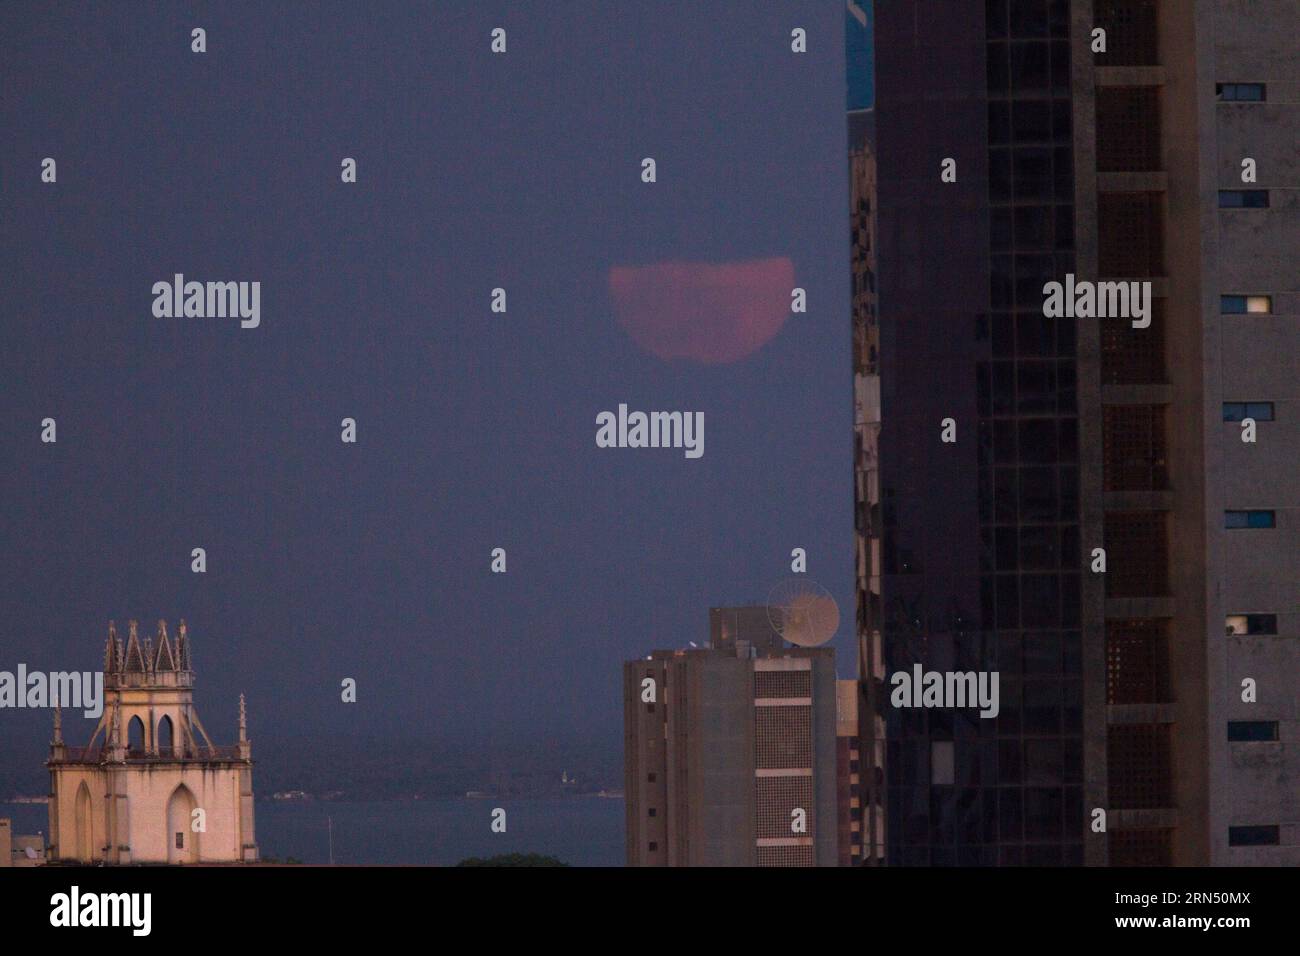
[[2, 796, 625, 867]]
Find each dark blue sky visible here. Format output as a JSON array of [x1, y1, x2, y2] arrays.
[[1, 2, 851, 772]]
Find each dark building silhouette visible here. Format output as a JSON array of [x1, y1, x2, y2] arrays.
[[856, 0, 1298, 866]]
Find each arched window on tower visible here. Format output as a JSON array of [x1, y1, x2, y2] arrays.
[[157, 714, 175, 757], [75, 781, 93, 862], [127, 715, 145, 756]]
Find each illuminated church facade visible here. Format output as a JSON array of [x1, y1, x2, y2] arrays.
[[47, 620, 258, 864]]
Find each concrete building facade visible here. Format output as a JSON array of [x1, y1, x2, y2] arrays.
[[624, 607, 839, 866], [1084, 0, 1299, 865]]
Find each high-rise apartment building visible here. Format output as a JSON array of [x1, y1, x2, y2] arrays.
[[1085, 0, 1298, 865], [855, 0, 1296, 866], [835, 678, 867, 865], [848, 0, 888, 869], [623, 608, 840, 866], [864, 0, 1094, 868]]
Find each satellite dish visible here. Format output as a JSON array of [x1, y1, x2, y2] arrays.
[[766, 579, 840, 647]]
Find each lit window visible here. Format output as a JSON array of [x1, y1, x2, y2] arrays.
[[1220, 295, 1272, 314], [1216, 83, 1266, 102], [1219, 190, 1269, 208], [1225, 614, 1278, 636], [1222, 402, 1274, 422], [1225, 510, 1275, 529], [1227, 721, 1278, 742]]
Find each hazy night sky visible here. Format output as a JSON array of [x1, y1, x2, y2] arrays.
[[0, 2, 851, 777]]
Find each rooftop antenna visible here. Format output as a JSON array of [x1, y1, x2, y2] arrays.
[[766, 578, 841, 647]]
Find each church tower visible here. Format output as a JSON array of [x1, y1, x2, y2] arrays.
[[46, 619, 258, 864]]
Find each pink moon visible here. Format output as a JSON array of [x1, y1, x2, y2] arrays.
[[608, 257, 795, 364]]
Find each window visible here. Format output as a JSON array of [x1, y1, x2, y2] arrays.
[[1104, 405, 1168, 490], [1225, 510, 1275, 529], [1221, 295, 1272, 314], [647, 772, 656, 782], [1107, 619, 1171, 704], [647, 807, 656, 817], [1101, 302, 1166, 384], [931, 741, 955, 785], [1099, 192, 1164, 276], [1105, 511, 1169, 596], [648, 841, 658, 852], [1226, 614, 1278, 635], [1010, 41, 1050, 93], [1222, 402, 1274, 422], [1108, 725, 1172, 808], [1228, 825, 1279, 847], [175, 832, 184, 849], [1216, 83, 1266, 102], [1227, 721, 1278, 742], [1219, 190, 1269, 208], [1096, 87, 1161, 171]]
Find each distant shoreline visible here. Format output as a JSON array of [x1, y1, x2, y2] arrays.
[[256, 791, 625, 804]]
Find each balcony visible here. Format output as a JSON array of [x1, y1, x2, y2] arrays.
[[1103, 405, 1169, 491], [1096, 87, 1162, 172], [1099, 192, 1165, 277], [51, 745, 246, 764], [1106, 619, 1172, 705], [1100, 301, 1166, 385], [1108, 724, 1173, 809], [1103, 511, 1169, 597], [1093, 0, 1159, 67]]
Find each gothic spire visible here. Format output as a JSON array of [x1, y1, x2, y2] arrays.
[[154, 619, 177, 671], [176, 619, 191, 671], [103, 620, 122, 673], [123, 619, 146, 672]]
